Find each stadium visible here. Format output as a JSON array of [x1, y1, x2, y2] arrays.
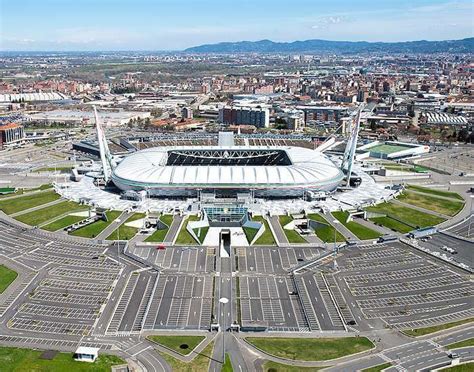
[[111, 145, 344, 198]]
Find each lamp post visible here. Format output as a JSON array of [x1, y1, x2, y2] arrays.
[[332, 220, 341, 270], [219, 297, 229, 364], [468, 195, 474, 238]]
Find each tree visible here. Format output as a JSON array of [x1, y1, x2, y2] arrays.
[[457, 128, 469, 143]]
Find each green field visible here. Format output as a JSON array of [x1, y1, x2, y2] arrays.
[[0, 190, 60, 215], [0, 184, 52, 200], [34, 166, 73, 173], [0, 265, 18, 293], [307, 214, 345, 242], [246, 337, 373, 361], [107, 213, 145, 240], [147, 335, 205, 356], [448, 338, 474, 349], [193, 226, 209, 244], [15, 201, 88, 226], [243, 226, 259, 244], [332, 211, 381, 240], [0, 346, 125, 372], [398, 192, 464, 216], [369, 216, 413, 233], [369, 144, 411, 154], [158, 341, 214, 372], [361, 363, 392, 372], [402, 318, 474, 337], [145, 214, 174, 242], [366, 201, 445, 229], [262, 361, 325, 372], [279, 215, 307, 243], [252, 216, 276, 245], [407, 185, 464, 200], [70, 210, 121, 238], [441, 363, 474, 372], [42, 215, 87, 232], [175, 215, 200, 245]]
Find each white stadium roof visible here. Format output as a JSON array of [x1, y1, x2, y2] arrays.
[[0, 92, 69, 103], [112, 146, 343, 196]]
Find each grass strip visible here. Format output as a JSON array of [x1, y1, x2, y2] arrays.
[[245, 337, 373, 361], [402, 318, 474, 337]]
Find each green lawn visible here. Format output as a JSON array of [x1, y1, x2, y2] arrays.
[[402, 318, 474, 337], [441, 363, 474, 372], [245, 337, 373, 361], [397, 191, 464, 216], [70, 210, 121, 238], [0, 190, 60, 215], [307, 214, 345, 243], [15, 201, 88, 226], [243, 226, 259, 244], [448, 338, 474, 349], [42, 215, 87, 232], [0, 265, 18, 293], [107, 213, 145, 240], [407, 185, 464, 200], [147, 335, 205, 356], [0, 184, 52, 200], [369, 144, 411, 154], [158, 341, 214, 372], [193, 226, 209, 244], [145, 214, 174, 243], [252, 216, 276, 245], [361, 363, 392, 372], [34, 166, 73, 173], [262, 361, 325, 372], [222, 354, 233, 372], [369, 216, 413, 233], [175, 215, 200, 245], [366, 201, 445, 228], [332, 211, 381, 240], [279, 215, 307, 243], [0, 346, 125, 372]]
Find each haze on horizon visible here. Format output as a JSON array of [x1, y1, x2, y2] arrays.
[[0, 0, 473, 51]]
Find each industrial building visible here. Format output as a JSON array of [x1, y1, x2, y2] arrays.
[[0, 123, 25, 149], [219, 106, 270, 128]]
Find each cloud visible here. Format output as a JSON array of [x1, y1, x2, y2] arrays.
[[311, 15, 348, 29]]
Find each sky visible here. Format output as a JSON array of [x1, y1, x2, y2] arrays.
[[0, 0, 473, 51]]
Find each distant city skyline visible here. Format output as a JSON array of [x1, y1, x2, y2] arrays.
[[0, 0, 473, 51]]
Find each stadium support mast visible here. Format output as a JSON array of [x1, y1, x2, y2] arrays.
[[94, 106, 116, 183], [340, 104, 364, 185]]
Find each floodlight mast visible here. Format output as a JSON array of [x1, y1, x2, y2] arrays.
[[94, 106, 116, 183], [341, 104, 364, 185]]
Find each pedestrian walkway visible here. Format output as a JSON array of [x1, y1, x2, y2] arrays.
[[268, 215, 289, 246]]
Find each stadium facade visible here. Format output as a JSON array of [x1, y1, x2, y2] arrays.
[[111, 146, 344, 198]]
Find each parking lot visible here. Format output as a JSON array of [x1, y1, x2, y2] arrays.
[[444, 215, 473, 239], [235, 243, 347, 332], [0, 217, 121, 338], [143, 273, 214, 331], [416, 232, 473, 269], [130, 245, 215, 272], [332, 242, 473, 330], [236, 246, 323, 273], [239, 275, 308, 331]]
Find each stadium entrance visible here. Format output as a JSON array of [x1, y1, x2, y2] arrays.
[[219, 229, 231, 257], [203, 206, 248, 227]]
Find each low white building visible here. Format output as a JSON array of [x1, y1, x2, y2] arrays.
[[73, 346, 99, 362]]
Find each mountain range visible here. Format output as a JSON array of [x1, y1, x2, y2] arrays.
[[184, 37, 473, 54]]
